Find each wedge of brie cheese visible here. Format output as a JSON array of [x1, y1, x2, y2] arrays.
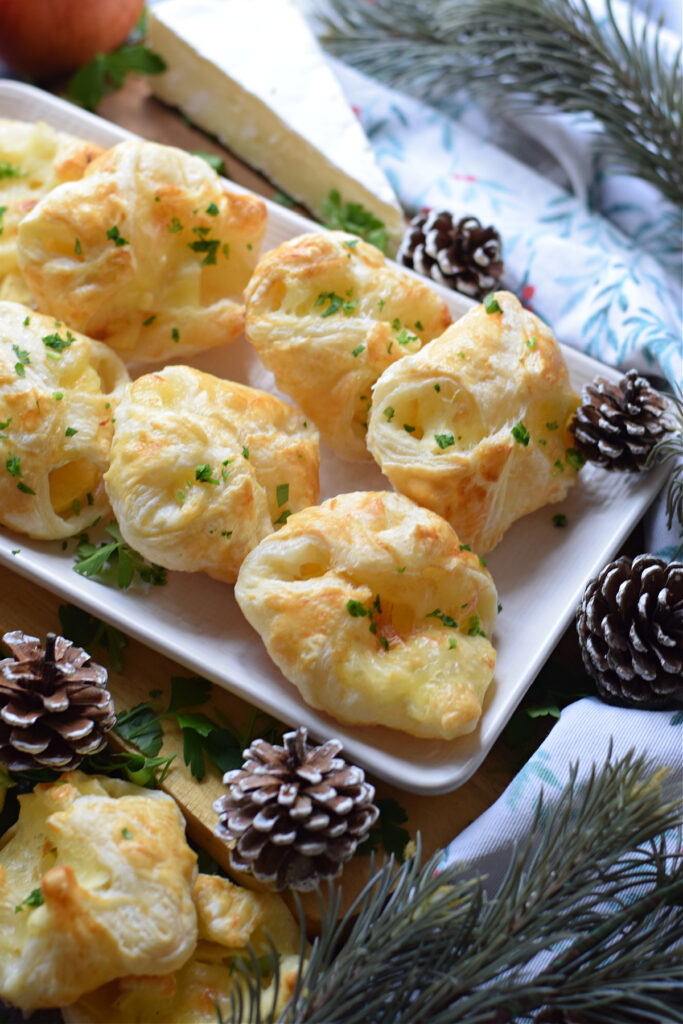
[[147, 0, 405, 245]]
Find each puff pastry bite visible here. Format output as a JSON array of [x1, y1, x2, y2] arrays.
[[235, 490, 498, 739], [104, 365, 320, 582], [0, 771, 198, 1013], [367, 291, 581, 553], [0, 118, 102, 304], [244, 231, 451, 460], [0, 301, 129, 539], [64, 875, 302, 1024], [16, 140, 267, 364]]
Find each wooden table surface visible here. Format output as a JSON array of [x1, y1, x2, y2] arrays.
[[1, 76, 606, 920]]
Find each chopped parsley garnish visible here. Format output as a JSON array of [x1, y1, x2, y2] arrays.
[[344, 239, 359, 249], [396, 566, 406, 573], [106, 224, 129, 246], [403, 424, 416, 433], [142, 315, 156, 326], [396, 328, 418, 346], [17, 482, 36, 495], [0, 206, 6, 235], [392, 318, 401, 331], [53, 392, 63, 401], [195, 464, 219, 485], [87, 492, 94, 506], [546, 421, 559, 431], [206, 202, 219, 216], [553, 459, 565, 475], [242, 445, 249, 459], [459, 543, 472, 551], [483, 293, 502, 314], [171, 327, 180, 343], [565, 447, 586, 471], [13, 344, 29, 365], [276, 483, 289, 507], [435, 432, 455, 449], [168, 216, 183, 233], [22, 316, 30, 326], [467, 615, 486, 637], [352, 344, 365, 357], [273, 508, 292, 525], [188, 236, 220, 266], [15, 888, 44, 912], [434, 383, 441, 392], [552, 513, 568, 528], [6, 454, 22, 477], [378, 298, 385, 311], [74, 238, 82, 255], [347, 599, 369, 618], [511, 421, 530, 446], [65, 426, 78, 437], [526, 336, 537, 348], [379, 636, 389, 651], [0, 161, 21, 179], [221, 530, 233, 539], [14, 362, 26, 377], [427, 608, 458, 628], [121, 827, 134, 839], [315, 291, 357, 318], [272, 189, 295, 208], [72, 499, 81, 516], [42, 330, 74, 353], [383, 407, 395, 422]]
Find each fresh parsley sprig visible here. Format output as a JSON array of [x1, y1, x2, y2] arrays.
[[73, 521, 167, 589], [321, 189, 389, 253], [58, 603, 128, 672], [65, 8, 166, 111]]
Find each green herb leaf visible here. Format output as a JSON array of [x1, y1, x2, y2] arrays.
[[552, 512, 568, 528], [15, 887, 44, 912], [58, 603, 128, 672], [167, 676, 212, 714], [565, 447, 586, 471], [484, 293, 502, 314], [105, 225, 129, 247], [195, 464, 220, 485], [42, 330, 74, 353], [0, 161, 21, 179], [352, 344, 365, 357], [121, 827, 134, 839], [434, 432, 455, 449], [66, 44, 167, 111], [320, 189, 389, 253], [511, 421, 530, 446], [273, 508, 292, 526], [347, 599, 369, 618], [426, 608, 458, 628], [191, 151, 226, 174], [188, 236, 220, 265], [356, 796, 410, 861], [272, 189, 295, 207], [276, 483, 290, 507], [114, 703, 163, 758]]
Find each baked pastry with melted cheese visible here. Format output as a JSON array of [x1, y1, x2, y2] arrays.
[[367, 291, 581, 553], [63, 875, 302, 1024], [104, 365, 320, 582], [235, 490, 497, 739], [244, 231, 451, 460], [0, 772, 198, 1013], [0, 118, 103, 305], [16, 140, 267, 364], [0, 301, 129, 539]]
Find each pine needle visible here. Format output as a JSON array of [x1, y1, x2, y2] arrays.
[[217, 748, 683, 1023], [319, 0, 683, 206], [647, 386, 683, 535]]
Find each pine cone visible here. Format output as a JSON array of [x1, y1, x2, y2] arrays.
[[214, 727, 379, 891], [570, 370, 670, 471], [577, 555, 683, 708], [397, 210, 503, 299], [0, 631, 115, 771]]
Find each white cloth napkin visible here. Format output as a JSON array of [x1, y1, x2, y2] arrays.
[[438, 697, 683, 885]]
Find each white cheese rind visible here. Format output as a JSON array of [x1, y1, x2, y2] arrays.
[[147, 0, 405, 243]]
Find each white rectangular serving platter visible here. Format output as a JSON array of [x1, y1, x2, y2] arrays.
[[0, 81, 670, 794]]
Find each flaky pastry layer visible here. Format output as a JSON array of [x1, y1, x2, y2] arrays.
[[0, 118, 103, 305], [0, 772, 198, 1012], [17, 140, 267, 364], [104, 365, 320, 582], [235, 490, 498, 739], [367, 291, 580, 553], [0, 301, 129, 539], [245, 231, 451, 460]]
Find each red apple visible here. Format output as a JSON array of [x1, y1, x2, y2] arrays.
[[0, 0, 146, 80]]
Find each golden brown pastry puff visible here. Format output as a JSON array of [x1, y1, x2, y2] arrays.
[[367, 291, 581, 553], [244, 231, 451, 460], [16, 140, 268, 364], [0, 771, 198, 1013], [0, 118, 103, 304], [0, 301, 129, 540], [235, 490, 498, 739], [104, 365, 320, 582], [63, 875, 302, 1024]]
